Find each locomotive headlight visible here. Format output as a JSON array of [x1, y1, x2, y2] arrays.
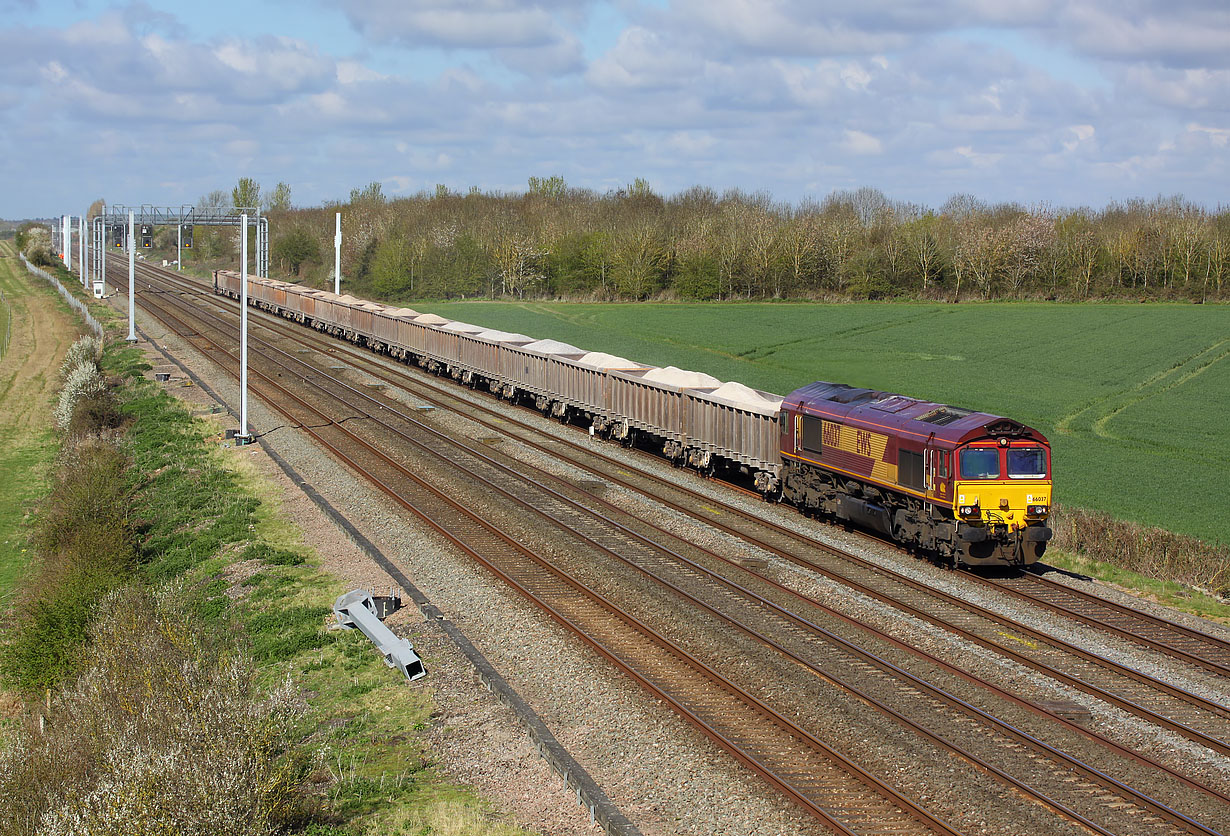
[[959, 505, 979, 517], [1028, 504, 1049, 516]]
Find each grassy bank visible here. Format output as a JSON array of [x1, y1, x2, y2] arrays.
[[1, 280, 532, 833]]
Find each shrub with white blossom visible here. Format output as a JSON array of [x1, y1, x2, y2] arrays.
[[53, 360, 106, 429], [59, 335, 101, 381]]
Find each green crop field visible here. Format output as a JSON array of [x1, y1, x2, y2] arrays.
[[427, 300, 1230, 545]]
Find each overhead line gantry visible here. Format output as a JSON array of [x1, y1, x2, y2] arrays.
[[88, 204, 269, 286]]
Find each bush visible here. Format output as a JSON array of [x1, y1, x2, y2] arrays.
[[2, 440, 137, 693], [59, 336, 102, 381], [272, 227, 322, 277], [65, 391, 122, 438], [34, 440, 132, 556], [0, 585, 311, 836], [1052, 504, 1230, 595], [53, 362, 106, 430]]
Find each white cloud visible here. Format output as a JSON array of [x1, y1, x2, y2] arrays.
[[664, 131, 716, 156], [587, 26, 699, 90], [954, 145, 1004, 168], [41, 59, 67, 84], [1057, 2, 1230, 67], [840, 130, 883, 155], [1116, 65, 1230, 110], [338, 0, 587, 74], [1062, 124, 1096, 152], [666, 0, 909, 56], [337, 61, 388, 84], [1179, 123, 1230, 149]]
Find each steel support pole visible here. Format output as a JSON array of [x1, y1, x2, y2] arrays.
[[126, 211, 136, 342], [177, 224, 182, 271], [78, 215, 85, 285], [238, 214, 251, 442], [334, 212, 341, 294]]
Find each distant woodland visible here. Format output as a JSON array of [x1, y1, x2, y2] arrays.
[[176, 179, 1230, 302]]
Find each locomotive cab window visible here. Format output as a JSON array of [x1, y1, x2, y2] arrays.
[[1007, 447, 1048, 479], [960, 447, 1000, 479], [778, 410, 789, 435]]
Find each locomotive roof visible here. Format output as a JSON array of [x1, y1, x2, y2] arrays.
[[784, 381, 1047, 446]]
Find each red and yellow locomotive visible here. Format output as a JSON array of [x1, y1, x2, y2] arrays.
[[778, 382, 1053, 567]]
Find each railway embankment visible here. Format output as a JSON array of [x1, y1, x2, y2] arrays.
[[0, 260, 577, 836]]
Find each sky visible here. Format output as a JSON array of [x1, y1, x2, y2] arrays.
[[2, 0, 1228, 219]]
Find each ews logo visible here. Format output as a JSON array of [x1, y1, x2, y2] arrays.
[[855, 429, 874, 457]]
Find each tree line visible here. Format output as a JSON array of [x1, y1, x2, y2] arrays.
[[175, 178, 1230, 302]]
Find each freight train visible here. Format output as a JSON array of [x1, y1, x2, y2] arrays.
[[214, 270, 1053, 568]]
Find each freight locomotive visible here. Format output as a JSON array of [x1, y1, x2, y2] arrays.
[[214, 270, 1053, 568]]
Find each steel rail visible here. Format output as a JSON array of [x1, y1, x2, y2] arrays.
[[985, 570, 1230, 677]]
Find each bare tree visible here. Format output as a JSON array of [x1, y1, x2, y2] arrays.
[[197, 190, 230, 211], [816, 207, 862, 293], [777, 209, 822, 297], [1057, 212, 1101, 297], [491, 232, 546, 298], [898, 213, 946, 292], [744, 204, 781, 298], [1166, 213, 1205, 289], [713, 202, 749, 300]]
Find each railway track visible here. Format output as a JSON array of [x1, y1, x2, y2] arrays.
[[116, 265, 962, 835], [131, 269, 1230, 760], [110, 262, 1230, 834], [991, 570, 1230, 676]]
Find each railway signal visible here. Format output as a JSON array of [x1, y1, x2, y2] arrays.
[[140, 223, 153, 249], [182, 224, 193, 249], [112, 223, 124, 248]]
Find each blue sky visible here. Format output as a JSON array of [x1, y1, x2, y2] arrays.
[[3, 0, 1228, 218]]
